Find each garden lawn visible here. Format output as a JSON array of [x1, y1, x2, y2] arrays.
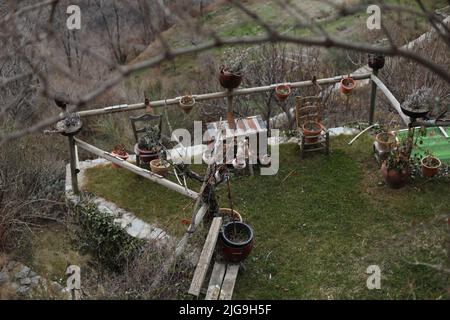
[[84, 135, 450, 299]]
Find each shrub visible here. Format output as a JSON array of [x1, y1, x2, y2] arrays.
[[69, 197, 144, 272]]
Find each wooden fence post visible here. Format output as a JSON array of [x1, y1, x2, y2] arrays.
[[369, 69, 379, 125], [68, 135, 79, 194]]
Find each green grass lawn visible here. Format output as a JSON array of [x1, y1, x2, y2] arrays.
[[84, 135, 450, 299]]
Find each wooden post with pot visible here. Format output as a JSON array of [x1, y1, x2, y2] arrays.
[[68, 134, 80, 195], [369, 68, 378, 125]]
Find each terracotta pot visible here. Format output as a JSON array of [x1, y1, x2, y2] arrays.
[[219, 221, 254, 263], [275, 84, 291, 102], [150, 159, 171, 177], [219, 66, 243, 90], [179, 96, 195, 114], [340, 77, 355, 95], [218, 208, 243, 224], [111, 152, 129, 169], [302, 121, 324, 143], [381, 162, 409, 189], [375, 132, 396, 152], [421, 156, 441, 177], [138, 147, 159, 164], [368, 53, 385, 70]]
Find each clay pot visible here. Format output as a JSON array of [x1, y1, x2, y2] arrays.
[[275, 84, 291, 102], [219, 221, 254, 263], [219, 66, 243, 90], [150, 159, 171, 177], [368, 53, 385, 70], [111, 152, 129, 169], [179, 96, 195, 114], [380, 162, 409, 189], [375, 132, 396, 152], [340, 77, 355, 95], [421, 156, 441, 177], [137, 147, 159, 164], [302, 121, 324, 143]]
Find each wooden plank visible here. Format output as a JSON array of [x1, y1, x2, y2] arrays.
[[219, 264, 240, 300], [175, 204, 208, 257], [370, 74, 410, 126], [74, 137, 199, 199], [205, 262, 227, 300], [188, 217, 222, 297]]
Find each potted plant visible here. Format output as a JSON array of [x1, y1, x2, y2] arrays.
[[219, 51, 246, 90], [302, 121, 324, 143], [380, 142, 411, 189], [219, 221, 254, 263], [179, 95, 195, 114], [150, 152, 171, 177], [375, 131, 396, 152], [401, 87, 434, 119], [421, 153, 441, 177], [137, 125, 161, 164], [111, 144, 129, 169], [275, 84, 291, 102], [340, 76, 356, 95], [368, 53, 385, 70]]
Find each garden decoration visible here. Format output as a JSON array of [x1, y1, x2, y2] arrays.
[[275, 84, 291, 102], [219, 174, 253, 263], [111, 144, 129, 169], [421, 153, 441, 178], [179, 94, 196, 114], [137, 125, 161, 164], [401, 87, 434, 119]]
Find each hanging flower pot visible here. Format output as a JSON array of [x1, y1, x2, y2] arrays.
[[219, 65, 243, 90], [219, 221, 254, 263], [368, 53, 385, 70], [302, 121, 324, 144], [111, 144, 129, 169], [150, 159, 171, 177], [179, 95, 195, 114], [275, 84, 291, 102], [375, 132, 396, 152], [421, 155, 441, 177], [340, 76, 355, 95]]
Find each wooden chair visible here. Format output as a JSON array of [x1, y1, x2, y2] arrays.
[[130, 113, 162, 167], [295, 96, 330, 158]]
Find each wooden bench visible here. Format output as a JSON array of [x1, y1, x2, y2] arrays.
[[188, 217, 240, 300]]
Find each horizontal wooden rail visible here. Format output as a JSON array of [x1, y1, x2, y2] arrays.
[[77, 72, 372, 117], [370, 74, 410, 126], [74, 137, 199, 199]]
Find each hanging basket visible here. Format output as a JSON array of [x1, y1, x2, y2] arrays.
[[340, 77, 356, 95], [179, 95, 195, 114], [275, 84, 291, 102], [219, 66, 243, 90]]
